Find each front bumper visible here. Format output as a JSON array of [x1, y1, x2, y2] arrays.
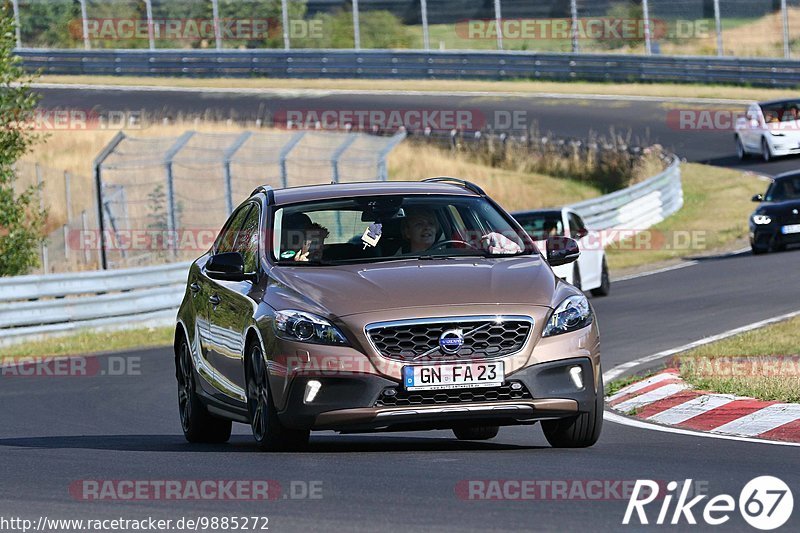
[[750, 226, 800, 249], [278, 357, 597, 432]]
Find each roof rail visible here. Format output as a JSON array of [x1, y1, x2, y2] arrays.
[[250, 185, 275, 205], [421, 177, 486, 196]]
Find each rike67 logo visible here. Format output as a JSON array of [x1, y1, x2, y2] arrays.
[[624, 477, 793, 530]]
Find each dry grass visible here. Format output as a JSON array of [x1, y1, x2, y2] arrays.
[[387, 142, 600, 211], [675, 315, 800, 403], [605, 163, 759, 271], [38, 75, 794, 102], [0, 326, 173, 359]]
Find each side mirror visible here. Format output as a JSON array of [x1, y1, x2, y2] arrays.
[[752, 194, 764, 202], [546, 236, 580, 267], [206, 252, 255, 282]]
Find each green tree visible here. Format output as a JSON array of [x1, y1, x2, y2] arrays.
[[0, 2, 47, 276]]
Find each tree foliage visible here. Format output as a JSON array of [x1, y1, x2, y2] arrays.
[[0, 2, 46, 276]]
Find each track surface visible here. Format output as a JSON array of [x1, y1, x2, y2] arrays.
[[3, 87, 799, 532]]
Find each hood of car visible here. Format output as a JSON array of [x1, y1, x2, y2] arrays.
[[267, 255, 557, 317], [756, 199, 800, 214]]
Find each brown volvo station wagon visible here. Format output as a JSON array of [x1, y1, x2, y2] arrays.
[[174, 178, 602, 450]]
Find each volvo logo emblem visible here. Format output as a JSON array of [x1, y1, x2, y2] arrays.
[[439, 329, 464, 354]]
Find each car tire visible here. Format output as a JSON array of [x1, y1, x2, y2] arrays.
[[246, 343, 310, 452], [590, 257, 611, 297], [761, 137, 772, 162], [751, 244, 767, 255], [542, 372, 603, 448], [452, 425, 500, 441], [177, 338, 232, 444], [736, 136, 749, 160], [572, 264, 582, 291]]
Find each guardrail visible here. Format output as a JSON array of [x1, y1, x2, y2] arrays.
[[0, 157, 682, 348], [15, 48, 800, 88], [0, 262, 190, 348], [567, 155, 683, 234]]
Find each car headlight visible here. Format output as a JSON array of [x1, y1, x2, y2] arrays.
[[752, 214, 772, 225], [543, 295, 593, 337], [273, 310, 348, 345]]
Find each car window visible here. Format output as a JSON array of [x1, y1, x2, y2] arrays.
[[272, 195, 532, 264], [515, 213, 564, 239], [766, 177, 800, 202], [234, 204, 261, 273], [215, 205, 253, 254], [568, 213, 586, 235]]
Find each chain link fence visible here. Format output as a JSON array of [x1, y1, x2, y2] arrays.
[[12, 0, 800, 58], [94, 129, 405, 269]]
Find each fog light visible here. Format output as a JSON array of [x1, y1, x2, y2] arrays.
[[569, 366, 584, 389], [510, 382, 522, 390], [304, 380, 322, 403]]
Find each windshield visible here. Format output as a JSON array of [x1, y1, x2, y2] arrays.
[[271, 195, 533, 265], [761, 100, 800, 123], [765, 177, 800, 202], [513, 212, 564, 240]]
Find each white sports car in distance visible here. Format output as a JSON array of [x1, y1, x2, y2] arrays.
[[735, 99, 800, 162]]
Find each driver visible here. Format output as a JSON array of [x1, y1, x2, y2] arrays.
[[399, 207, 440, 253]]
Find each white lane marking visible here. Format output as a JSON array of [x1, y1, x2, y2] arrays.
[[604, 410, 800, 447], [648, 394, 737, 425], [606, 371, 678, 402], [711, 404, 800, 437], [26, 82, 751, 105], [603, 309, 800, 383], [612, 383, 689, 413], [614, 261, 698, 282]]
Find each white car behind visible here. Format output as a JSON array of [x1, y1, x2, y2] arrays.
[[512, 208, 610, 297], [735, 99, 800, 162]]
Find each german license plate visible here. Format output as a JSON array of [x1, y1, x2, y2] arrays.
[[781, 224, 800, 234], [402, 362, 504, 391]]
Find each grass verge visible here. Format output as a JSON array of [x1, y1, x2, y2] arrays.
[[1, 327, 173, 359], [605, 163, 759, 272], [674, 316, 800, 403], [37, 75, 796, 102]]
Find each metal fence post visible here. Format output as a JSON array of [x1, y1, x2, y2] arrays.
[[281, 0, 291, 49], [331, 136, 358, 183], [79, 0, 90, 50], [144, 0, 155, 50], [222, 131, 253, 214], [781, 0, 790, 59], [376, 131, 407, 181], [92, 131, 126, 270], [164, 132, 195, 259], [493, 0, 503, 51], [11, 0, 21, 48], [713, 0, 723, 56], [63, 225, 70, 263], [352, 0, 361, 50], [211, 0, 222, 50], [64, 171, 72, 223], [81, 210, 91, 265], [35, 164, 49, 274], [570, 0, 579, 53], [279, 131, 306, 188], [420, 0, 430, 50], [641, 0, 652, 55]]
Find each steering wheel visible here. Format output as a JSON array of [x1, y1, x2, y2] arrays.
[[426, 239, 480, 252]]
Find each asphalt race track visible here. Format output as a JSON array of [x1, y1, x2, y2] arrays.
[[2, 86, 799, 532]]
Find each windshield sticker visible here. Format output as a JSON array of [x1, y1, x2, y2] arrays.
[[280, 250, 297, 259], [361, 223, 383, 249]]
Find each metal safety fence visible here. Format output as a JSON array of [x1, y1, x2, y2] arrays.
[[11, 0, 800, 59], [93, 129, 406, 269]]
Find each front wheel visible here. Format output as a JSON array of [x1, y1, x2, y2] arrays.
[[246, 343, 309, 452], [541, 372, 603, 448], [177, 338, 232, 443], [453, 425, 499, 441], [590, 257, 611, 297], [762, 137, 773, 162]]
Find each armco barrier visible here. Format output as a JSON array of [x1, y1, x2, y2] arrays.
[[0, 159, 681, 348], [15, 48, 800, 88], [0, 262, 190, 348]]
